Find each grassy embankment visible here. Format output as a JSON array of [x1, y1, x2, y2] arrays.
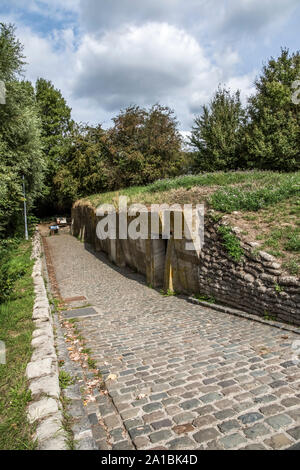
[[81, 171, 300, 275], [0, 239, 36, 450]]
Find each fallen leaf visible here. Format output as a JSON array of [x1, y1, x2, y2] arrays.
[[107, 374, 117, 381]]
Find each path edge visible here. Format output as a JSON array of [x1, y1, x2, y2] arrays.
[[25, 229, 67, 450], [187, 297, 300, 335]]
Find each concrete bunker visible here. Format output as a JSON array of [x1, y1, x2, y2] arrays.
[[71, 201, 300, 325]]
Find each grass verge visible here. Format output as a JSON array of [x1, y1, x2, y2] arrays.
[[0, 239, 36, 450]]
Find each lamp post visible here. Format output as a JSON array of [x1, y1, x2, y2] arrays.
[[22, 175, 29, 240]]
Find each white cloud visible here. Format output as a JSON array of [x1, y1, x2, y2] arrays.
[[1, 0, 298, 130], [16, 25, 74, 87], [73, 23, 211, 105], [79, 0, 299, 39], [11, 20, 266, 129], [71, 22, 231, 127]]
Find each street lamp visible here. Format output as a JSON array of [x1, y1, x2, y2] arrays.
[[22, 175, 28, 240]]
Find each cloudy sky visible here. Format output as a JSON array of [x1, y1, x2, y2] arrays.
[[1, 0, 299, 130]]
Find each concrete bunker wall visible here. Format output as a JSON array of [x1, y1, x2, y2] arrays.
[[71, 202, 300, 326]]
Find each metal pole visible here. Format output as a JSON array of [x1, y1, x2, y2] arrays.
[[22, 175, 29, 240]]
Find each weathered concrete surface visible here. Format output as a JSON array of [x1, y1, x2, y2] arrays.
[[46, 233, 300, 450]]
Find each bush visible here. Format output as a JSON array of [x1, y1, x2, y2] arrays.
[[0, 238, 26, 303], [218, 225, 244, 262]]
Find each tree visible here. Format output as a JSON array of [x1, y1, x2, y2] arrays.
[[54, 104, 185, 206], [109, 104, 184, 186], [0, 24, 44, 237], [35, 78, 72, 214], [53, 124, 113, 209], [245, 48, 300, 171], [0, 23, 25, 81], [190, 87, 245, 171], [142, 104, 184, 181]]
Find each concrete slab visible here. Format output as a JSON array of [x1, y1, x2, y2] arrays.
[[62, 307, 100, 319]]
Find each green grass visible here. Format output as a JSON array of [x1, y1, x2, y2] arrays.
[[260, 226, 300, 254], [195, 293, 216, 304], [85, 170, 300, 209], [59, 370, 74, 390], [282, 259, 299, 276], [210, 173, 299, 213], [218, 225, 244, 262], [160, 289, 177, 297], [0, 240, 36, 450], [87, 357, 97, 370]]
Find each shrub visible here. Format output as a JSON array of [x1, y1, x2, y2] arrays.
[[218, 225, 244, 262], [0, 238, 26, 303]]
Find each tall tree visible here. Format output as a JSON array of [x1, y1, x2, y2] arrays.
[[190, 87, 245, 171], [0, 23, 25, 81], [54, 104, 184, 206], [54, 123, 112, 209], [109, 104, 183, 186], [0, 24, 44, 237], [245, 48, 300, 171]]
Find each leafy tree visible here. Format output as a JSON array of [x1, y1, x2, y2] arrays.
[[190, 87, 245, 171], [245, 48, 300, 171], [54, 104, 184, 207], [54, 124, 113, 209], [142, 104, 184, 181], [109, 104, 184, 186], [0, 24, 44, 237], [35, 78, 72, 214], [0, 23, 25, 81]]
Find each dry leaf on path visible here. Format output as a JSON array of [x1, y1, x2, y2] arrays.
[[107, 374, 117, 381]]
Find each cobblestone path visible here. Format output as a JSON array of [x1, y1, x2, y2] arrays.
[[48, 233, 300, 450]]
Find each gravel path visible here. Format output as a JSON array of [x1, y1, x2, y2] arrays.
[[47, 233, 300, 450]]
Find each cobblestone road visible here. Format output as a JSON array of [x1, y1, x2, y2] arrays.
[[48, 233, 300, 450]]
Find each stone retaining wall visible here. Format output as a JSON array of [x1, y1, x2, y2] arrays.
[[71, 203, 300, 326], [25, 231, 67, 450], [194, 218, 299, 326]]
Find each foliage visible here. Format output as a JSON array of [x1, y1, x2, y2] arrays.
[[218, 225, 244, 262], [244, 48, 300, 171], [0, 24, 44, 237], [54, 104, 185, 207], [59, 370, 74, 390], [190, 87, 245, 171], [195, 293, 216, 304], [35, 78, 72, 214], [0, 238, 27, 303], [210, 173, 299, 212], [86, 170, 299, 208], [53, 124, 111, 209], [0, 23, 25, 81], [0, 164, 23, 237], [109, 104, 184, 185], [0, 240, 36, 450]]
